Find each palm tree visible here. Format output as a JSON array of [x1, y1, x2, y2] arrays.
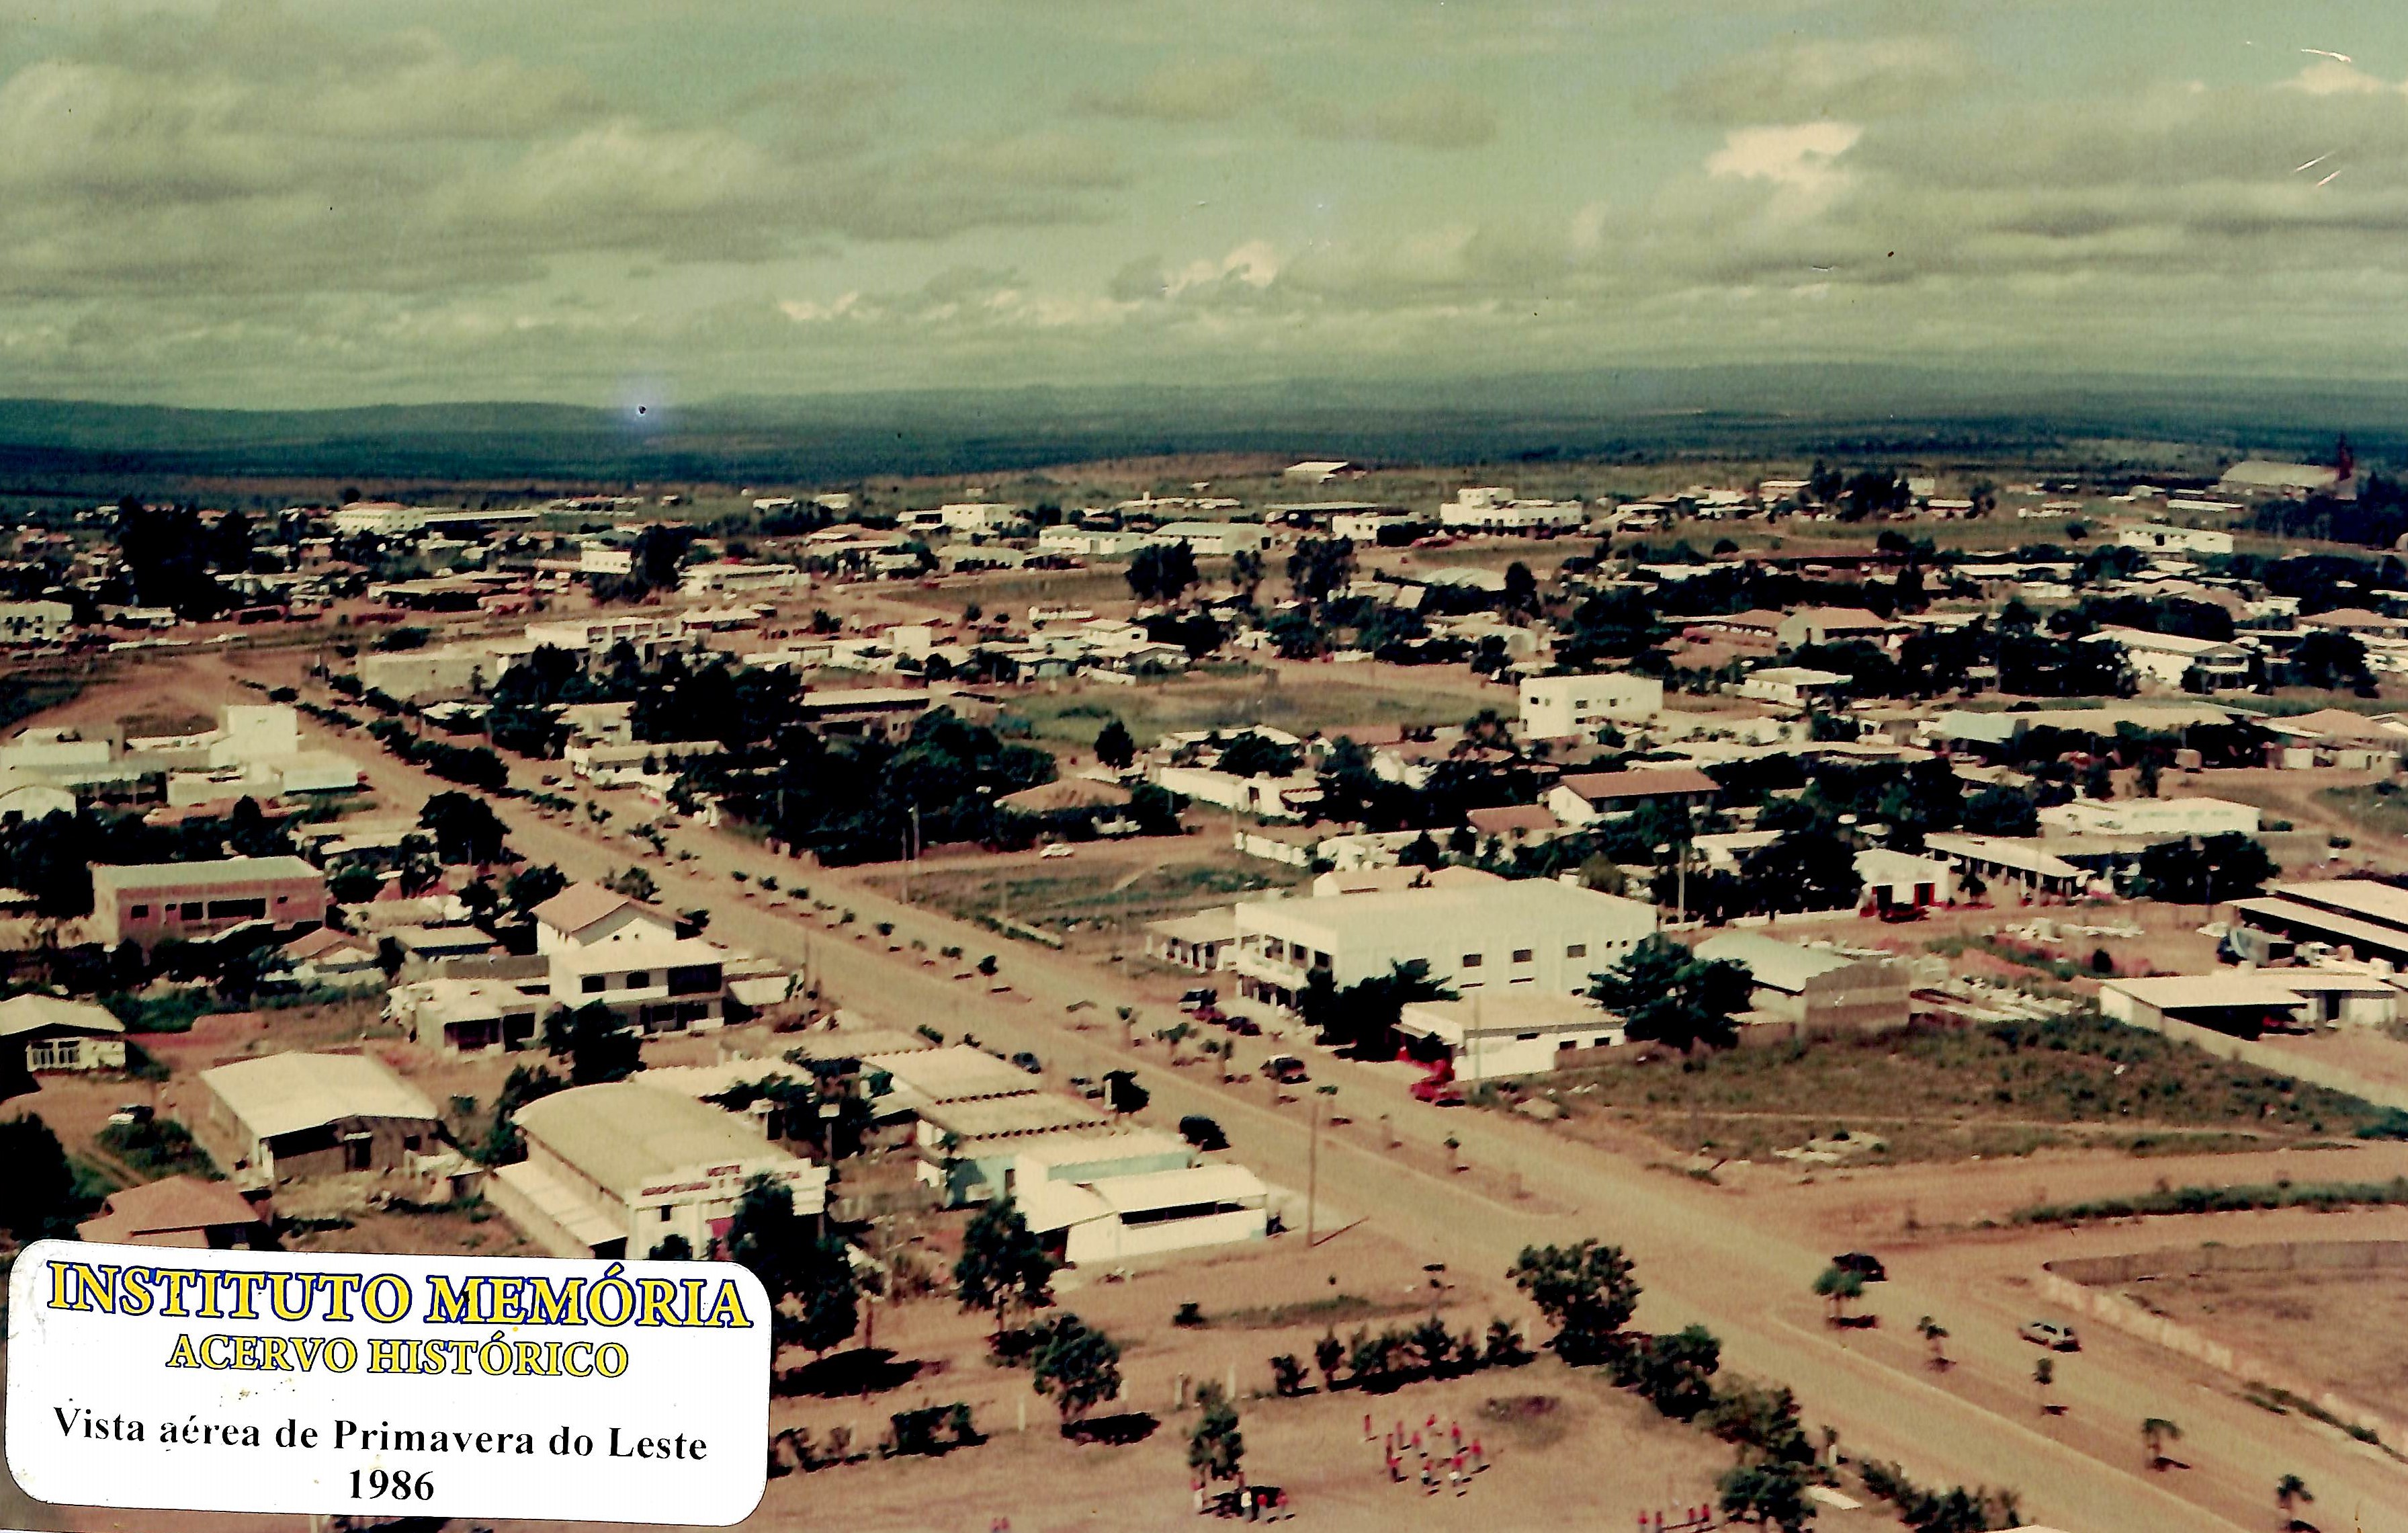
[[1916, 1315, 1950, 1370], [2141, 1416, 2182, 1471], [1813, 1266, 1865, 1326], [2275, 1473, 2313, 1529], [2032, 1357, 2055, 1415]]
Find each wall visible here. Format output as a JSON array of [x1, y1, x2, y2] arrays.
[[2118, 1009, 2408, 1112], [2040, 1241, 2405, 1442], [1065, 1206, 1267, 1264]]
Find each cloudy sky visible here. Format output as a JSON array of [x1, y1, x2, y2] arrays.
[[2, 0, 2405, 409]]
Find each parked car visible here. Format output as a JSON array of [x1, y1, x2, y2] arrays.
[[1831, 1251, 1887, 1282], [1010, 1050, 1042, 1075], [1225, 1016, 1262, 1036], [2018, 1319, 2080, 1352], [1264, 1054, 1309, 1085], [1039, 842, 1076, 859], [1410, 1075, 1466, 1106], [1068, 1075, 1104, 1100], [1179, 988, 1218, 1011], [105, 1104, 154, 1127]]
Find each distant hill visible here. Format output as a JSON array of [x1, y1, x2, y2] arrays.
[[0, 366, 2397, 487]]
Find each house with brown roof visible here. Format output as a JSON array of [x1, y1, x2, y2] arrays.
[[77, 1175, 268, 1249], [1467, 803, 1565, 845], [531, 882, 677, 954], [269, 926, 384, 993], [1545, 768, 1719, 827], [1683, 610, 1785, 648], [1776, 607, 1892, 649]]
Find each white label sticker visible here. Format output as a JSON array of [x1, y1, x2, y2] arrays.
[[6, 1242, 769, 1525]]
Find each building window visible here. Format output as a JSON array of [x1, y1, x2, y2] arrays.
[[581, 976, 605, 995], [1565, 944, 1586, 959], [1312, 951, 1331, 970], [1511, 948, 1533, 964], [626, 971, 650, 988], [130, 905, 149, 919], [1461, 953, 1484, 968]]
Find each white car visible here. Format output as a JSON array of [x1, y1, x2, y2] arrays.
[[2018, 1319, 2080, 1352], [1039, 843, 1076, 859]]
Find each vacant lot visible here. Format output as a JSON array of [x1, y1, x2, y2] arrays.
[[1009, 669, 1472, 751], [878, 843, 1305, 956], [2122, 1263, 2408, 1423], [1528, 1013, 2405, 1165]]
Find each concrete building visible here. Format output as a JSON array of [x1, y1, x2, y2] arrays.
[[356, 644, 511, 704], [939, 1125, 1197, 1218], [533, 883, 678, 953], [1546, 767, 1719, 828], [1230, 878, 1656, 1007], [1691, 933, 1912, 1034], [77, 1176, 268, 1249], [1437, 487, 1585, 532], [679, 561, 804, 597], [1853, 849, 1956, 913], [492, 1081, 828, 1259], [199, 1052, 443, 1185], [1154, 522, 1269, 556], [1776, 608, 1890, 649], [2231, 879, 2408, 968], [1922, 833, 2092, 900], [91, 857, 328, 948], [1517, 673, 1664, 739], [523, 614, 690, 665], [1019, 1161, 1270, 1266], [1738, 666, 1852, 708], [386, 977, 546, 1055], [1394, 993, 1623, 1081], [2116, 524, 2238, 554], [1144, 908, 1237, 972], [2101, 972, 2399, 1037], [0, 994, 126, 1073], [2085, 626, 2252, 689], [0, 600, 74, 645], [550, 936, 727, 1036], [2035, 796, 2260, 837]]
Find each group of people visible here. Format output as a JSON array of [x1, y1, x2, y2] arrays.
[[1191, 1477, 1291, 1520], [1635, 1507, 1717, 1531], [1370, 1412, 1486, 1497]]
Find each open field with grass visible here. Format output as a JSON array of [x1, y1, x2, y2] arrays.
[[867, 840, 1306, 954], [1522, 1013, 2407, 1165], [1006, 669, 1475, 749]]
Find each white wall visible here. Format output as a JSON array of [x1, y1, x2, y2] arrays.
[[1064, 1207, 1266, 1265]]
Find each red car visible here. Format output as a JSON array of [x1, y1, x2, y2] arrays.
[[1410, 1073, 1465, 1106]]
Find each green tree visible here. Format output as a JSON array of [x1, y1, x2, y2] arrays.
[[1502, 561, 1538, 612], [1103, 1069, 1149, 1117], [0, 1114, 79, 1239], [1631, 1324, 1722, 1421], [1718, 1460, 1812, 1532], [649, 1234, 693, 1260], [1285, 536, 1355, 606], [953, 1196, 1060, 1341], [419, 791, 510, 864], [1917, 1315, 1950, 1370], [1509, 1239, 1641, 1366], [1094, 719, 1137, 770], [476, 1064, 565, 1164], [1813, 1265, 1866, 1324], [1187, 1381, 1244, 1483], [2290, 629, 2372, 690], [543, 1001, 643, 1085], [2134, 832, 2276, 905], [1127, 541, 1199, 604], [1230, 547, 1265, 602], [1588, 935, 1754, 1051], [605, 866, 658, 903], [1031, 1313, 1123, 1422]]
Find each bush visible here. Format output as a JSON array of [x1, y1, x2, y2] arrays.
[[1179, 1114, 1230, 1152]]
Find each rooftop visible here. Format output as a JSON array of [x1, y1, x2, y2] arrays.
[[0, 993, 123, 1038], [77, 1175, 263, 1243], [1691, 932, 1868, 995], [201, 1052, 440, 1139], [531, 883, 646, 934], [513, 1082, 811, 1194], [93, 856, 320, 893], [919, 1093, 1111, 1142], [870, 1044, 1045, 1104], [1557, 767, 1719, 802], [2269, 878, 2408, 931]]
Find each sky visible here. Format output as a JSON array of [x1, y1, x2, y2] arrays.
[[3, 0, 2408, 410]]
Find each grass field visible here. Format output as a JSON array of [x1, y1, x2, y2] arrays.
[[1530, 1012, 2405, 1164], [896, 849, 1303, 942], [1008, 670, 1470, 748]]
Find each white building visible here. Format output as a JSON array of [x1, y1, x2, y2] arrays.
[[1330, 511, 1420, 542], [2116, 524, 2235, 556], [1019, 1162, 1268, 1266], [492, 1082, 828, 1259], [0, 600, 73, 645], [679, 561, 804, 597], [2035, 796, 2260, 837], [578, 544, 634, 577], [2083, 626, 2252, 689], [1154, 523, 1269, 556], [1438, 487, 1585, 532], [522, 615, 689, 665], [1037, 528, 1156, 558], [935, 503, 1029, 536], [1395, 993, 1622, 1081], [1853, 848, 1956, 912], [1737, 667, 1852, 708], [1517, 673, 1665, 738], [1230, 878, 1656, 1008]]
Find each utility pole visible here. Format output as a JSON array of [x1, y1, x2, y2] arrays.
[[1304, 1089, 1322, 1249]]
